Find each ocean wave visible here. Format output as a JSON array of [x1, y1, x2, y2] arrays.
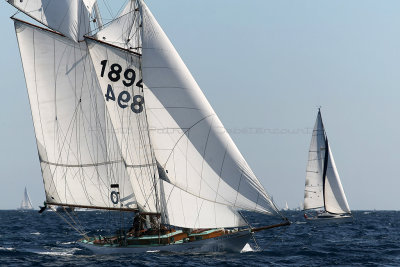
[[0, 247, 14, 251]]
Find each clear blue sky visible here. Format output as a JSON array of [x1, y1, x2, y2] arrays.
[[0, 0, 399, 210]]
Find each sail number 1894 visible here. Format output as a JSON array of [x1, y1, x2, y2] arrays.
[[100, 60, 144, 114]]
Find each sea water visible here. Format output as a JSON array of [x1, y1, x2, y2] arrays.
[[0, 210, 399, 266]]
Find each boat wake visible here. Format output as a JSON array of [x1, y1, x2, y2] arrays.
[[146, 250, 160, 253], [22, 247, 81, 256]]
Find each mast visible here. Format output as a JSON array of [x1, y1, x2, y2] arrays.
[[93, 2, 104, 30], [84, 0, 160, 215], [137, 0, 160, 217]]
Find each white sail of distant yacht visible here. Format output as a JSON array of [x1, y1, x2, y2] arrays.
[[303, 109, 351, 220], [284, 201, 289, 211], [19, 187, 34, 210], [7, 0, 289, 253]]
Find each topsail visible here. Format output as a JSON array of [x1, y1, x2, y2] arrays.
[[8, 0, 93, 42]]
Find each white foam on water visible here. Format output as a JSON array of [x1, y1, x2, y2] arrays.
[[60, 241, 75, 245], [34, 247, 81, 256], [241, 243, 254, 253], [30, 232, 41, 235], [0, 247, 15, 251], [146, 250, 160, 253]]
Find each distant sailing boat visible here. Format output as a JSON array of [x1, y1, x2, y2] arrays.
[[7, 0, 289, 253], [283, 201, 289, 211], [19, 187, 34, 210], [303, 109, 351, 221]]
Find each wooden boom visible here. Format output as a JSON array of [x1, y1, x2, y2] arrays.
[[251, 220, 291, 233]]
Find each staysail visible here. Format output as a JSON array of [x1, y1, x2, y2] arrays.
[[20, 187, 34, 210], [7, 0, 92, 42], [85, 36, 159, 213], [304, 110, 350, 214], [14, 19, 137, 210]]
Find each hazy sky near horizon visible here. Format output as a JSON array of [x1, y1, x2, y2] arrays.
[[0, 0, 399, 211]]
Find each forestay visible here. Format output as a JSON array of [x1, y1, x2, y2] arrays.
[[85, 37, 159, 213], [140, 1, 278, 217], [15, 20, 137, 210], [304, 111, 325, 210], [8, 0, 92, 42]]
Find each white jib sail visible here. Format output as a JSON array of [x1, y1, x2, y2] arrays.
[[85, 38, 159, 213], [8, 0, 92, 42], [324, 144, 351, 214], [304, 111, 326, 210], [21, 187, 34, 210], [140, 1, 278, 217], [15, 20, 137, 210], [160, 180, 246, 229]]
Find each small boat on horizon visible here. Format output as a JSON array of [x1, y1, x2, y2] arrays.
[[18, 187, 34, 211], [303, 109, 352, 221]]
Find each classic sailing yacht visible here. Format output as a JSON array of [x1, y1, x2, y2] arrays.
[[19, 187, 34, 210], [303, 109, 352, 221], [7, 0, 289, 253]]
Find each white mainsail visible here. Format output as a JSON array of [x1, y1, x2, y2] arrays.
[[14, 20, 137, 210], [20, 187, 34, 210], [304, 111, 326, 210], [7, 0, 92, 42], [304, 110, 350, 214]]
